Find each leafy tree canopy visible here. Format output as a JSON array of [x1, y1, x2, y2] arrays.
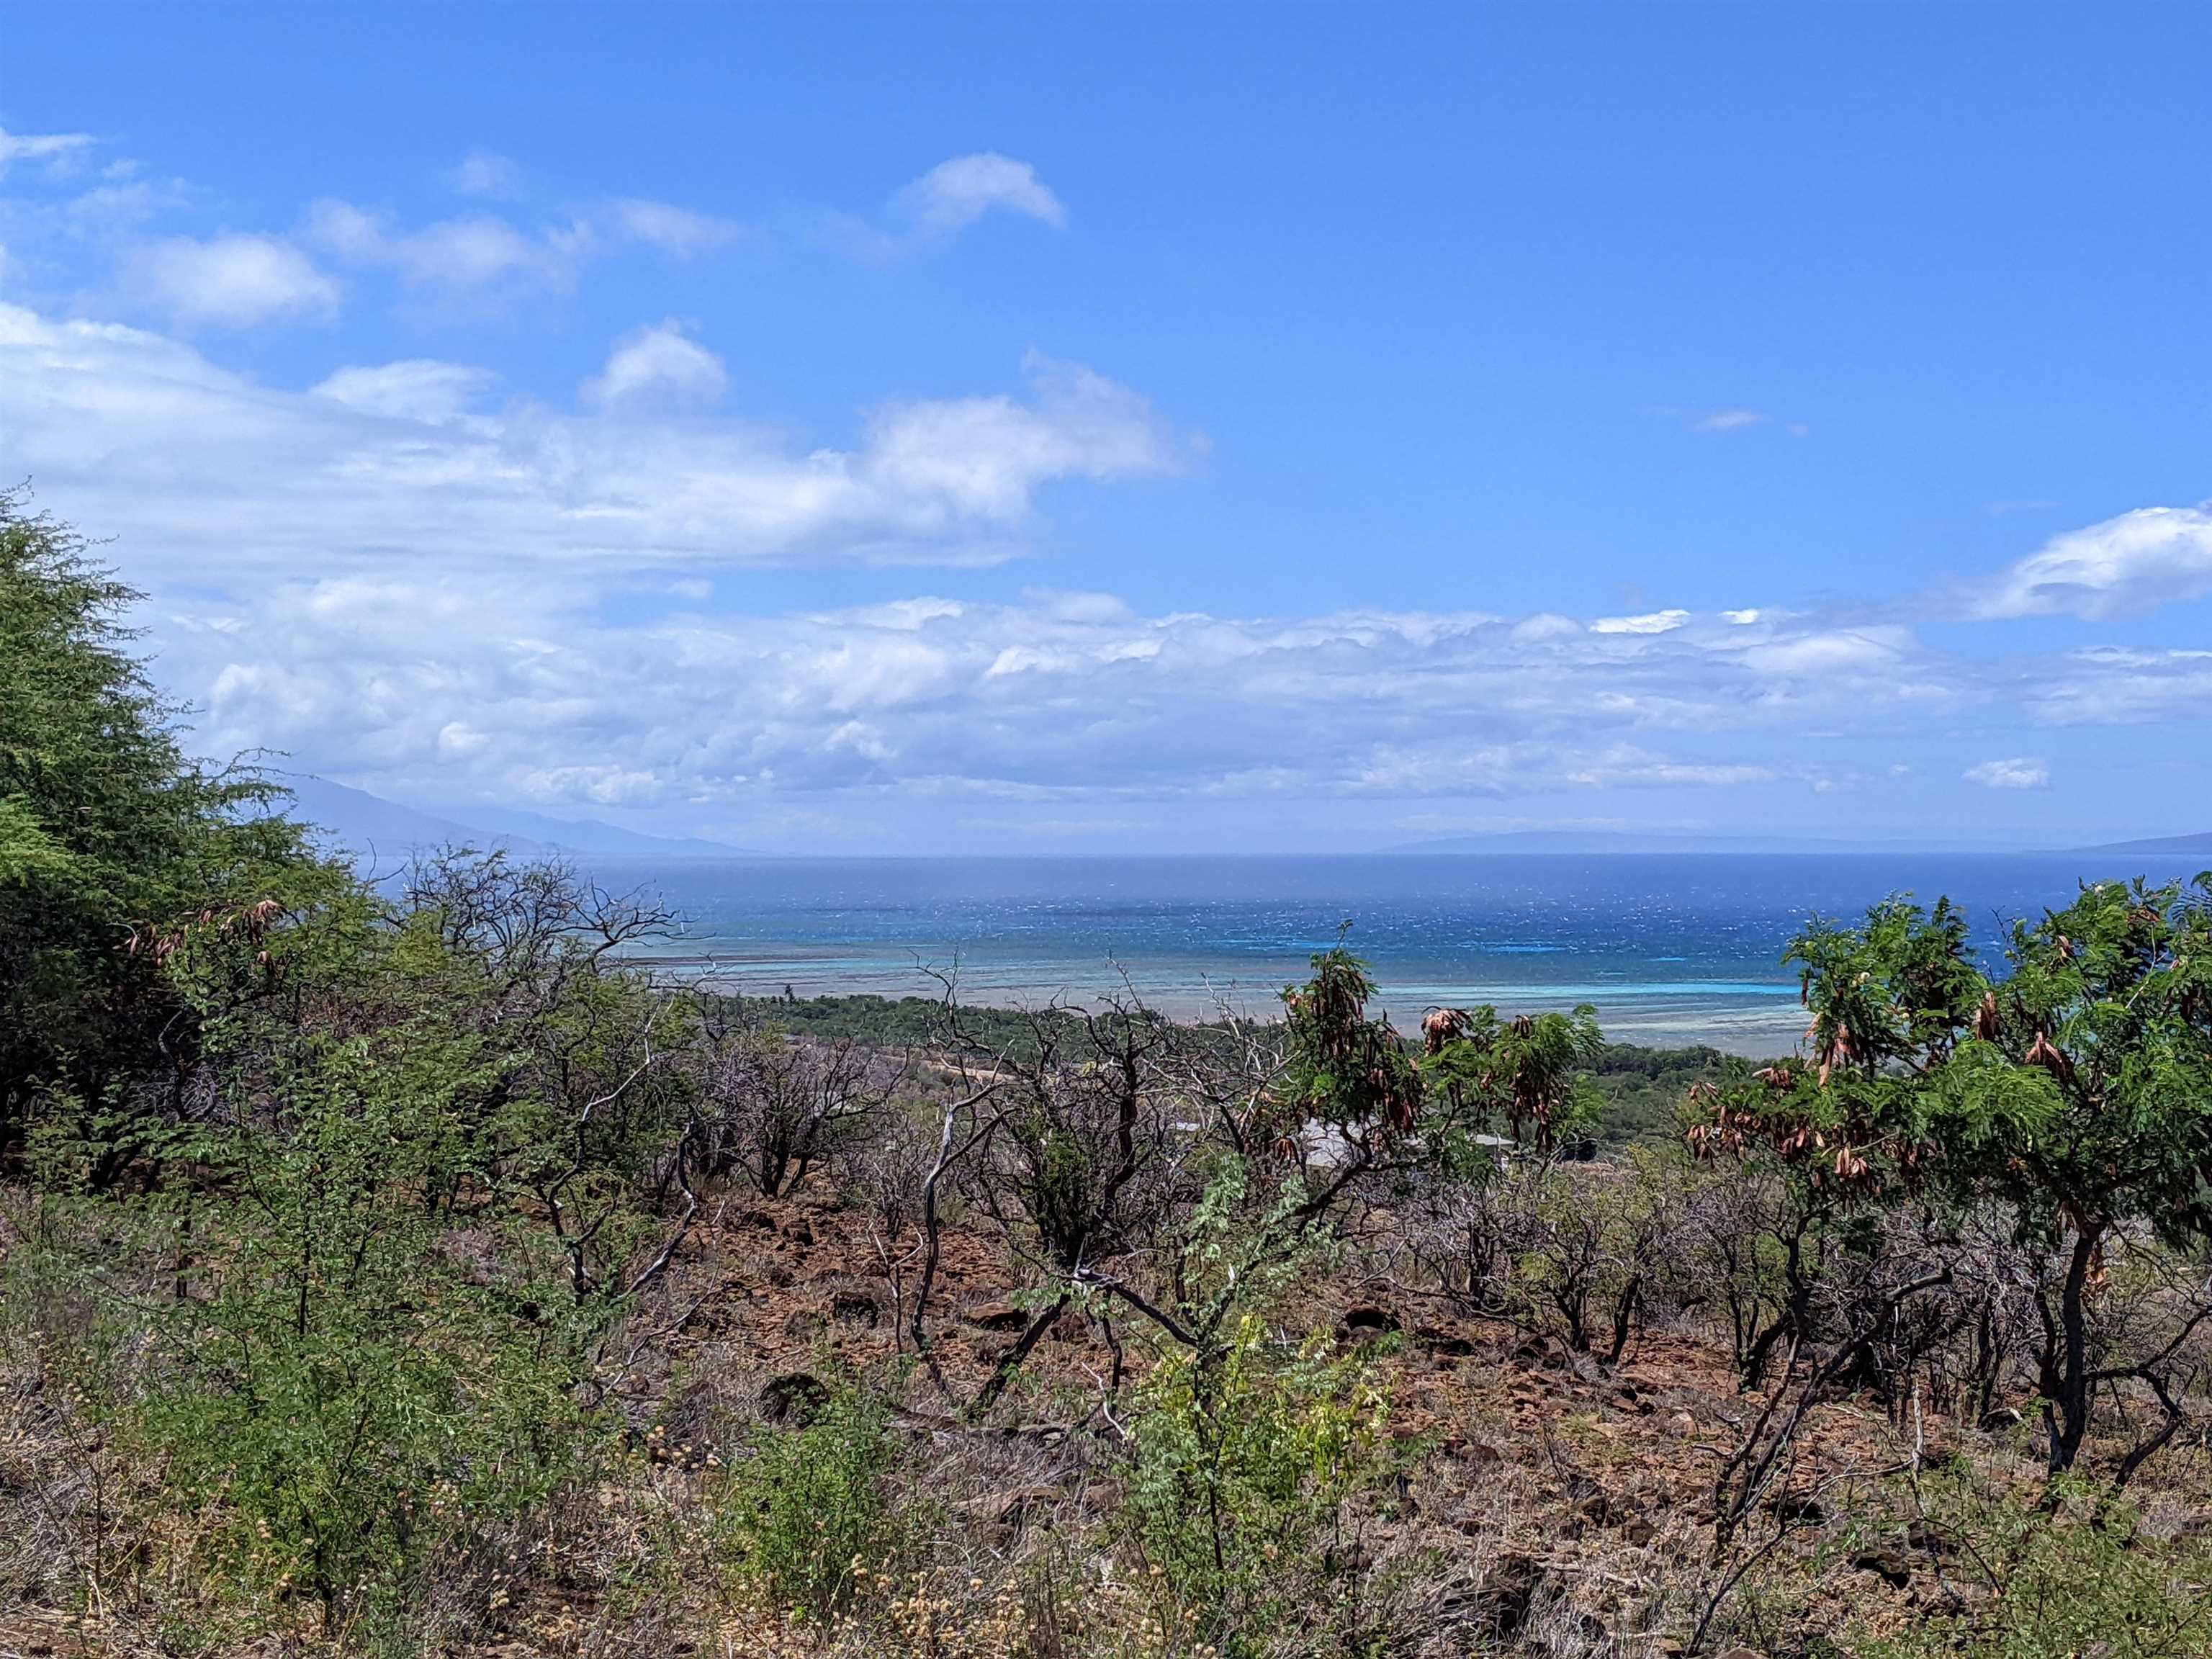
[[0, 488, 331, 1143]]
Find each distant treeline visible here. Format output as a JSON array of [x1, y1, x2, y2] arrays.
[[717, 989, 1747, 1147]]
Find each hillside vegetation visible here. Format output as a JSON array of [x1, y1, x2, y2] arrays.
[[3, 495, 2210, 1659]]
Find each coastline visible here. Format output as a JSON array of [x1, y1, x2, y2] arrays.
[[633, 945, 1808, 1056]]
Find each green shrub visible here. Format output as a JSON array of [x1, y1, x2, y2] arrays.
[[719, 1374, 922, 1625], [1123, 1315, 1413, 1659], [1858, 1476, 2212, 1659], [7, 1040, 606, 1652]]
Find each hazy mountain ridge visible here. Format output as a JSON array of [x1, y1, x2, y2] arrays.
[[2074, 830, 2212, 857], [279, 776, 763, 862], [1385, 830, 2032, 855], [1391, 829, 2212, 857]]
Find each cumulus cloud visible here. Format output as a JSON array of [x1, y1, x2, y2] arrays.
[[122, 233, 338, 327], [0, 298, 1174, 577], [154, 576, 1894, 817], [0, 286, 1976, 817], [8, 256, 2202, 837], [305, 199, 556, 289], [1973, 505, 2212, 621], [1964, 757, 2049, 791], [1591, 608, 1689, 636], [580, 321, 728, 409]]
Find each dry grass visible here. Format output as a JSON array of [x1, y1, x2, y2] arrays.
[[4, 1185, 2206, 1658]]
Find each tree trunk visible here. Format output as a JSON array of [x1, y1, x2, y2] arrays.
[[2041, 1223, 2103, 1475]]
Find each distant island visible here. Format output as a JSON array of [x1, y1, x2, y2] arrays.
[[281, 775, 765, 863], [1390, 828, 2212, 857], [1388, 829, 2031, 855], [2074, 830, 2212, 856]]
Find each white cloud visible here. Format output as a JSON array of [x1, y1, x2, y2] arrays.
[[1591, 608, 1689, 635], [12, 272, 2200, 835], [123, 234, 338, 327], [312, 360, 495, 421], [580, 321, 728, 410], [583, 198, 746, 258], [304, 194, 743, 293], [865, 354, 1169, 517], [111, 525, 1995, 824], [832, 153, 1068, 261], [17, 285, 2037, 829], [0, 125, 94, 179], [1973, 505, 2212, 621], [300, 199, 385, 261], [448, 151, 517, 197], [0, 298, 1174, 577], [1691, 409, 1766, 433], [156, 577, 1872, 816], [2027, 647, 2212, 726], [1964, 757, 2049, 791], [896, 153, 1066, 238], [306, 200, 557, 289], [1735, 626, 1910, 677]]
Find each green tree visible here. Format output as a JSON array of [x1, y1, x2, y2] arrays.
[[0, 490, 326, 1154], [1695, 881, 2212, 1478]]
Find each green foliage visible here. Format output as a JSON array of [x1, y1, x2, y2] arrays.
[[0, 489, 335, 1146], [1859, 1476, 2212, 1659], [1692, 879, 2212, 1473], [742, 992, 1739, 1151], [1517, 1154, 1668, 1355], [1699, 880, 2212, 1227], [1962, 877, 2212, 1244], [10, 1001, 606, 1645], [718, 1375, 922, 1626], [1586, 1041, 1743, 1146], [1280, 945, 1423, 1136], [1123, 1314, 1411, 1659], [1421, 1001, 1605, 1157]]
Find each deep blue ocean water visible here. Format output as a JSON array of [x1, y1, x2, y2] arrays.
[[597, 853, 2209, 1055]]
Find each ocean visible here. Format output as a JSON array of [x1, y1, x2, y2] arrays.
[[597, 852, 2209, 1056]]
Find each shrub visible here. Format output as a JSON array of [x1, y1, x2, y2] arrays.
[[1859, 1475, 2212, 1659], [719, 1373, 924, 1626], [8, 1073, 605, 1653], [1122, 1314, 1413, 1659]]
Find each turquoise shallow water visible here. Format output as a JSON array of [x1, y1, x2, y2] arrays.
[[595, 852, 2207, 1056]]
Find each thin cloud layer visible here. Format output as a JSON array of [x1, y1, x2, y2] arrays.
[[3, 130, 1012, 331], [448, 151, 518, 197], [0, 125, 95, 178], [835, 153, 1069, 261]]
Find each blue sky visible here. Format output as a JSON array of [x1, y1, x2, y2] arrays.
[[4, 4, 2211, 852]]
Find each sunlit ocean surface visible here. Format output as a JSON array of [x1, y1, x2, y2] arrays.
[[596, 853, 2208, 1056]]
